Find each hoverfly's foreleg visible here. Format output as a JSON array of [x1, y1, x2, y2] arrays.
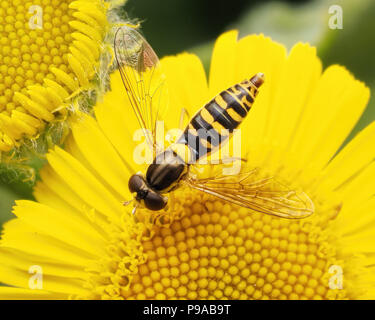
[[162, 194, 172, 212], [123, 199, 138, 216], [123, 201, 138, 215], [131, 205, 138, 215], [123, 200, 132, 206]]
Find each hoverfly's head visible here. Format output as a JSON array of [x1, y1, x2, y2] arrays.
[[128, 174, 168, 211]]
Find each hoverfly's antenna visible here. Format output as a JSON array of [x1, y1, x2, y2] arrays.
[[122, 200, 132, 206]]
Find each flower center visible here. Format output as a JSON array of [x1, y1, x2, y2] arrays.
[[0, 0, 107, 151], [117, 188, 344, 300], [0, 0, 73, 114]]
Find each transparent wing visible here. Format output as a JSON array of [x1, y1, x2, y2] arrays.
[[114, 25, 167, 152], [184, 168, 315, 219]]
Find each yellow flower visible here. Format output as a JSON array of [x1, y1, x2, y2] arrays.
[[0, 0, 122, 157], [0, 31, 372, 300]]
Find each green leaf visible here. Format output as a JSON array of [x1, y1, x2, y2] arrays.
[[0, 183, 18, 230], [234, 0, 375, 141], [234, 0, 331, 49]]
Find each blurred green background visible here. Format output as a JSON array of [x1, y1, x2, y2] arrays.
[[0, 0, 374, 229]]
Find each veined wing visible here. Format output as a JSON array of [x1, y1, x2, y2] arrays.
[[114, 25, 167, 153], [184, 168, 315, 219]]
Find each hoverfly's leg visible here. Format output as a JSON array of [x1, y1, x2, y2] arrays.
[[179, 107, 191, 131], [163, 194, 172, 211], [111, 21, 141, 30], [123, 200, 132, 206], [217, 156, 248, 176], [220, 156, 247, 164], [165, 107, 191, 145], [122, 199, 138, 215], [132, 205, 138, 215]]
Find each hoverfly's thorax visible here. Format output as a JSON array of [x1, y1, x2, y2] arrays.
[[146, 149, 188, 192]]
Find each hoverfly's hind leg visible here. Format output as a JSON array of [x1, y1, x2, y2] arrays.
[[217, 156, 247, 176], [179, 107, 191, 131], [165, 107, 191, 145], [219, 156, 247, 164]]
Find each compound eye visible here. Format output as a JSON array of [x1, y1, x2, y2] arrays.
[[144, 192, 167, 211], [128, 174, 144, 193]]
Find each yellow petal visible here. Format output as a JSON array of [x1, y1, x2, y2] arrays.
[[94, 72, 146, 174], [162, 53, 209, 125], [236, 34, 287, 155], [1, 219, 93, 267], [319, 121, 375, 192], [290, 65, 369, 173], [265, 43, 322, 152], [71, 113, 132, 199], [46, 147, 123, 222], [0, 287, 65, 300], [13, 200, 107, 257], [0, 248, 88, 280], [0, 264, 89, 296], [209, 30, 239, 96]]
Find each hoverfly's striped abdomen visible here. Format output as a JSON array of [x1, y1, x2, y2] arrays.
[[175, 73, 265, 162]]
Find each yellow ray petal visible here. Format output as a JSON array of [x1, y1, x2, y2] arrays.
[[209, 30, 239, 96], [37, 166, 108, 229], [64, 135, 129, 204], [339, 161, 375, 212], [46, 147, 123, 222], [162, 53, 209, 125], [1, 223, 94, 267], [0, 265, 89, 296], [95, 73, 146, 174], [236, 34, 287, 154], [0, 248, 88, 280], [13, 201, 106, 257], [0, 287, 65, 300], [290, 65, 370, 172], [319, 121, 375, 192], [33, 180, 111, 239], [265, 43, 322, 152], [334, 197, 375, 236], [71, 113, 132, 199]]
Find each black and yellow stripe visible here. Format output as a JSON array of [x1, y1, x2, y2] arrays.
[[175, 72, 265, 162]]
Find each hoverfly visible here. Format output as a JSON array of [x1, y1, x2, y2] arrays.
[[114, 26, 314, 219]]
